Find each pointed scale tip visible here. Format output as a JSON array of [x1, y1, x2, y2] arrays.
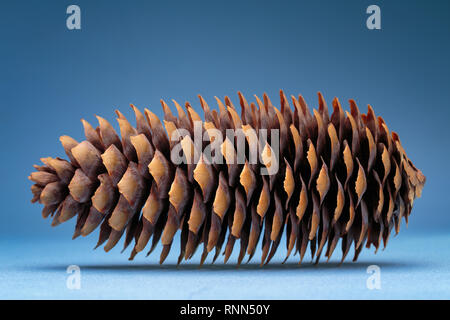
[[72, 230, 81, 240]]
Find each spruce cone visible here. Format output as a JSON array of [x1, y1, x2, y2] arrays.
[[29, 91, 425, 265]]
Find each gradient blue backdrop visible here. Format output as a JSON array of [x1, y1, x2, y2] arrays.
[[1, 0, 449, 299]]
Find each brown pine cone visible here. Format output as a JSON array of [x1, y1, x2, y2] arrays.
[[29, 91, 425, 265]]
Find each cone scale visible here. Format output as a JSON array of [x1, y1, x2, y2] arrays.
[[29, 91, 425, 265]]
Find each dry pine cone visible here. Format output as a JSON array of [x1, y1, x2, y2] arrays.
[[29, 91, 425, 265]]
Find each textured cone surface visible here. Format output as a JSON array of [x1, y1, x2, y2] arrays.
[[29, 91, 426, 265]]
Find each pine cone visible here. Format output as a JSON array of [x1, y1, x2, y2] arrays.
[[29, 91, 425, 265]]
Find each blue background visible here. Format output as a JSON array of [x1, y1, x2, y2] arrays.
[[0, 0, 449, 299]]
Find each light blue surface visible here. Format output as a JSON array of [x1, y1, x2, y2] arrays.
[[1, 231, 449, 299]]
